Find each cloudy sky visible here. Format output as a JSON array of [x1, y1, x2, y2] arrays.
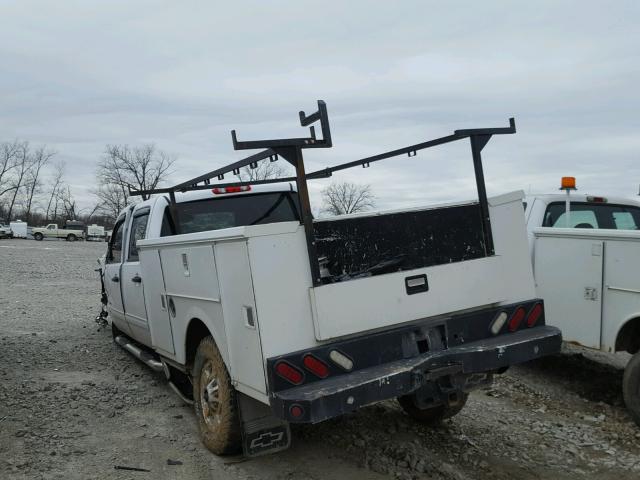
[[1, 1, 639, 213]]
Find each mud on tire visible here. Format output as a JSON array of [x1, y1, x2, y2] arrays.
[[192, 336, 241, 455], [397, 392, 469, 425], [623, 351, 640, 427]]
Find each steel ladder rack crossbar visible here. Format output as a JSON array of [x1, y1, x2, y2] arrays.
[[129, 100, 516, 286]]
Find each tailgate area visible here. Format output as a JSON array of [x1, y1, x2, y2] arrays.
[[310, 255, 505, 340]]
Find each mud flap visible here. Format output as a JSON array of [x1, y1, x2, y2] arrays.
[[237, 393, 290, 457]]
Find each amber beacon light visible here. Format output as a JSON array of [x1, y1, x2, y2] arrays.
[[560, 176, 577, 190]]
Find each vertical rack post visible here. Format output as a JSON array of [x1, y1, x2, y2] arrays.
[[275, 146, 322, 286], [470, 134, 494, 256]]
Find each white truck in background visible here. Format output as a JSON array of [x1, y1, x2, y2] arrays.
[[32, 221, 85, 241], [87, 224, 106, 242], [100, 103, 561, 457], [525, 187, 640, 425]]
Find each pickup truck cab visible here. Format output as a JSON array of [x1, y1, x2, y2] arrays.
[[101, 104, 561, 457], [33, 222, 84, 241], [525, 191, 640, 425]]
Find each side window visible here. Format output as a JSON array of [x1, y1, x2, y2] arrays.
[[128, 213, 149, 261], [544, 202, 640, 230], [613, 211, 638, 230], [47, 225, 55, 230], [551, 210, 598, 228], [108, 220, 125, 264]]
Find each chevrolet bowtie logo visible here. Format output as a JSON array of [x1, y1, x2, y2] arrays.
[[249, 430, 285, 449]]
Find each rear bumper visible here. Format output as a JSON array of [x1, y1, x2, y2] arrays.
[[270, 325, 561, 423]]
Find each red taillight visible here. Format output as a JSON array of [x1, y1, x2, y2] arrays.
[[275, 361, 304, 385], [526, 303, 543, 327], [302, 354, 329, 378], [289, 404, 304, 418], [212, 185, 251, 194], [508, 307, 526, 332]]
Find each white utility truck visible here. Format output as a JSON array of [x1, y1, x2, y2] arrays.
[[101, 102, 561, 457], [525, 182, 640, 425]]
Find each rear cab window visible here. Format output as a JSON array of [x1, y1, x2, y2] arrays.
[[161, 191, 300, 236], [543, 202, 640, 230]]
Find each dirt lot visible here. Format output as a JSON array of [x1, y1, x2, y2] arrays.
[[1, 238, 640, 480]]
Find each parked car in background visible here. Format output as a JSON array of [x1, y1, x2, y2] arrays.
[[32, 222, 85, 241], [87, 224, 106, 241], [0, 224, 13, 238], [525, 183, 640, 425]]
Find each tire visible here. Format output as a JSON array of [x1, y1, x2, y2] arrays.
[[66, 234, 76, 242], [398, 392, 469, 425], [34, 232, 43, 241], [623, 351, 640, 427], [192, 336, 241, 455]]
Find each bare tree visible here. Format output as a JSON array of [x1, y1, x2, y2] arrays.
[[4, 142, 32, 223], [235, 159, 290, 182], [94, 183, 128, 220], [45, 160, 66, 221], [0, 140, 20, 197], [59, 185, 77, 221], [23, 146, 56, 222], [321, 182, 375, 216], [95, 144, 175, 220]]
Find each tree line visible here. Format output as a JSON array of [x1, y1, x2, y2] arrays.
[[0, 139, 374, 227]]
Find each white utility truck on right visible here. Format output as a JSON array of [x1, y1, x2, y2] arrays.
[[102, 102, 561, 457], [525, 181, 640, 425]]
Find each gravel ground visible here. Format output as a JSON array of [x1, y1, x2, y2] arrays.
[[1, 238, 640, 480]]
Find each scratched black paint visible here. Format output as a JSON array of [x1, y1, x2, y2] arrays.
[[313, 203, 486, 280]]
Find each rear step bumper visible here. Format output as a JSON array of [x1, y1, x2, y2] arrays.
[[270, 325, 561, 423]]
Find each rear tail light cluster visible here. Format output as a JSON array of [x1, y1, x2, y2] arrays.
[[489, 303, 543, 335], [275, 350, 353, 386]]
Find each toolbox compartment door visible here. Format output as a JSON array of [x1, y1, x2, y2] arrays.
[[309, 255, 506, 341]]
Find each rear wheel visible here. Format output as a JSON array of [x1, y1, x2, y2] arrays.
[[192, 336, 241, 455], [66, 234, 76, 242], [623, 351, 640, 427], [398, 392, 468, 425], [34, 232, 43, 241]]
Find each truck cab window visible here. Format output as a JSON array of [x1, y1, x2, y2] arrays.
[[47, 225, 55, 230], [543, 202, 640, 230], [161, 192, 300, 236], [128, 213, 149, 261], [108, 220, 125, 264]]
